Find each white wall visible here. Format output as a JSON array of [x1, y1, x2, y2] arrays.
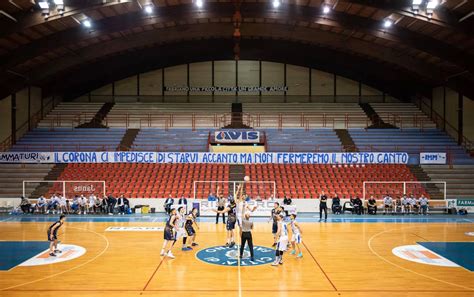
[[81, 61, 388, 103]]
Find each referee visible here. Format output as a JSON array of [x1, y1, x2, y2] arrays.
[[239, 213, 254, 261]]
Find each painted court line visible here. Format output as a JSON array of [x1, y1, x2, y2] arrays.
[[367, 226, 474, 291], [142, 257, 166, 291], [0, 226, 110, 291], [302, 241, 337, 291]]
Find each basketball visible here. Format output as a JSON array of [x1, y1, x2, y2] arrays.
[[244, 176, 250, 182]]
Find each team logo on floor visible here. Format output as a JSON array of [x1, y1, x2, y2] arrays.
[[392, 245, 459, 268], [196, 245, 275, 266], [19, 244, 86, 267]]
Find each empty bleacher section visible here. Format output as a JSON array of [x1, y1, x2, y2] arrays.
[[369, 103, 436, 129], [348, 128, 474, 164], [264, 129, 342, 152], [10, 128, 126, 151], [104, 103, 231, 128], [245, 164, 426, 199], [102, 102, 369, 129], [37, 102, 104, 128], [421, 165, 474, 199], [55, 163, 229, 198], [0, 164, 54, 198], [244, 103, 369, 129], [132, 129, 209, 151]]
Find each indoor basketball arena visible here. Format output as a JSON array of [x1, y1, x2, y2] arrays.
[[0, 0, 473, 296]]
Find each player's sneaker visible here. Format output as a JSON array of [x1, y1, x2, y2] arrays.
[[290, 250, 296, 255], [297, 253, 303, 258], [225, 243, 229, 248], [54, 250, 62, 253], [229, 242, 235, 248], [271, 261, 279, 266], [191, 243, 198, 246], [49, 253, 56, 257], [167, 252, 175, 259], [160, 250, 165, 256], [279, 259, 283, 265]]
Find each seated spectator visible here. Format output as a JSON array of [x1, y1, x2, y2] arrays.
[[94, 196, 103, 214], [353, 196, 363, 215], [36, 196, 47, 214], [383, 194, 393, 215], [207, 192, 217, 202], [20, 196, 32, 214], [409, 194, 418, 215], [394, 197, 402, 214], [367, 196, 377, 215], [70, 195, 80, 214], [88, 194, 96, 214], [107, 194, 116, 215], [245, 195, 251, 202], [47, 194, 60, 214], [117, 194, 129, 215], [101, 196, 108, 214], [79, 195, 87, 215], [59, 195, 68, 214], [331, 194, 341, 214], [419, 195, 429, 215], [342, 196, 354, 214]]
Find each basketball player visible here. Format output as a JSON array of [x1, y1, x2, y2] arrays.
[[47, 214, 66, 257], [161, 208, 178, 258], [234, 183, 257, 228], [289, 214, 303, 258], [270, 202, 282, 247], [272, 214, 288, 266], [175, 207, 191, 251], [185, 207, 200, 249], [214, 198, 237, 247]]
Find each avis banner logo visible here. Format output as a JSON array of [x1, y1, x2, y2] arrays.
[[215, 130, 260, 143], [196, 245, 274, 266]]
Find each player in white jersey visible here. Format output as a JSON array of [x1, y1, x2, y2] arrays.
[[59, 195, 68, 214], [409, 195, 418, 214], [234, 184, 257, 227], [289, 214, 303, 258], [401, 195, 409, 214], [383, 194, 393, 215], [175, 207, 191, 251], [272, 214, 288, 266], [88, 194, 96, 214]]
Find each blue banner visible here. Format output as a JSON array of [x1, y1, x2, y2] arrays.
[[0, 152, 409, 164]]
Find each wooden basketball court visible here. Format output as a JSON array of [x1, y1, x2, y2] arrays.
[[0, 217, 473, 297]]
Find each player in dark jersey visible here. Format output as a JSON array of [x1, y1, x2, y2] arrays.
[[319, 191, 328, 222], [161, 208, 178, 258], [214, 198, 237, 248], [47, 214, 66, 257], [184, 207, 200, 249], [270, 202, 281, 247]]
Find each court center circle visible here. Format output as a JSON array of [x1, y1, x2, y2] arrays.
[[196, 245, 275, 266]]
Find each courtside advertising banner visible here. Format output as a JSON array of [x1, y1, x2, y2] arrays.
[[0, 151, 409, 164], [420, 152, 447, 164]]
